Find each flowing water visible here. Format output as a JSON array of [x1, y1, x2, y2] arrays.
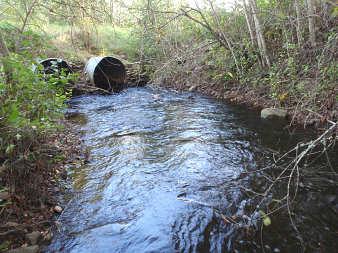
[[47, 87, 337, 253]]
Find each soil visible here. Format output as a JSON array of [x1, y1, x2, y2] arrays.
[[0, 121, 87, 252]]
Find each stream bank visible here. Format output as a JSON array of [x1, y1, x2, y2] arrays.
[[0, 121, 86, 253], [156, 79, 337, 130]]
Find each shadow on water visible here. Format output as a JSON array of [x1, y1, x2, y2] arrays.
[[47, 87, 337, 253]]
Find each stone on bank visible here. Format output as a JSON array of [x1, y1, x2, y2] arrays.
[[261, 108, 287, 119]]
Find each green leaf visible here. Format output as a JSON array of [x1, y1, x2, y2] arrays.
[[8, 104, 20, 124], [263, 216, 271, 226], [15, 133, 22, 140], [5, 144, 15, 154], [259, 210, 272, 226]]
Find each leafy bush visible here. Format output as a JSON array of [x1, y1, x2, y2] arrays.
[[0, 53, 75, 200], [0, 21, 51, 57]]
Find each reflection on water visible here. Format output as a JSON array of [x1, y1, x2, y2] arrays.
[[47, 87, 337, 253]]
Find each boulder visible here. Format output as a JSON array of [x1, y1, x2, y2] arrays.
[[53, 205, 63, 213], [7, 245, 39, 253], [261, 108, 287, 119], [26, 231, 42, 245]]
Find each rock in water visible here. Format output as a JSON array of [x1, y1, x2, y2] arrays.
[[7, 245, 39, 253], [53, 205, 63, 213], [261, 108, 287, 119]]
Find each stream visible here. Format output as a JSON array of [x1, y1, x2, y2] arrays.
[[47, 87, 337, 253]]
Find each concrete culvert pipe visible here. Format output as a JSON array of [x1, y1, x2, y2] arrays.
[[39, 58, 73, 76], [84, 56, 126, 92]]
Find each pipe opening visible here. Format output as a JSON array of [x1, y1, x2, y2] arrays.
[[39, 58, 73, 76], [85, 57, 126, 91]]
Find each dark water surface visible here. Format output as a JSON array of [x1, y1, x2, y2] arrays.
[[47, 87, 337, 253]]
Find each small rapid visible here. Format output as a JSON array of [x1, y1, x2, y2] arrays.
[[47, 87, 337, 253]]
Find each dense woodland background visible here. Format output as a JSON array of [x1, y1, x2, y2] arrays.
[[0, 0, 337, 251], [1, 0, 337, 122]]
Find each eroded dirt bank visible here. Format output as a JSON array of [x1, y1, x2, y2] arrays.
[[156, 80, 337, 130], [0, 120, 86, 253]]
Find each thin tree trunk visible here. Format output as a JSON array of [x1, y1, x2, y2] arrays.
[[306, 0, 316, 47], [249, 0, 270, 67], [0, 31, 12, 83], [0, 32, 9, 57], [206, 0, 241, 75], [321, 0, 329, 28], [243, 0, 255, 47], [19, 0, 39, 34], [294, 0, 303, 47]]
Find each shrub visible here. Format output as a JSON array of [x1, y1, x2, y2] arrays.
[[0, 53, 75, 202]]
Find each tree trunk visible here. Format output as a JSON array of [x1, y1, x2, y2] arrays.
[[0, 31, 12, 83], [0, 32, 9, 57], [294, 0, 303, 47], [306, 0, 316, 47], [206, 0, 241, 74], [249, 0, 270, 67], [243, 0, 255, 47]]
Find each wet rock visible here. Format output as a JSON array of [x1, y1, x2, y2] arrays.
[[64, 111, 80, 119], [0, 191, 10, 201], [25, 231, 42, 245], [53, 205, 62, 213], [43, 231, 53, 243], [177, 192, 187, 198], [7, 245, 39, 253], [64, 111, 87, 125], [261, 108, 287, 119], [188, 85, 197, 92]]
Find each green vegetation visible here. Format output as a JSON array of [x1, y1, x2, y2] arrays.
[[125, 0, 337, 125], [0, 23, 76, 202], [3, 0, 331, 124]]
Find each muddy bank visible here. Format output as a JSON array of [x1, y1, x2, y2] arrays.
[[157, 80, 337, 130], [0, 121, 86, 252]]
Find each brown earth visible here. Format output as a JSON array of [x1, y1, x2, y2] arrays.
[[0, 121, 87, 252]]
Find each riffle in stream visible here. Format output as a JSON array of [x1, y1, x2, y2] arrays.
[[47, 87, 337, 253]]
